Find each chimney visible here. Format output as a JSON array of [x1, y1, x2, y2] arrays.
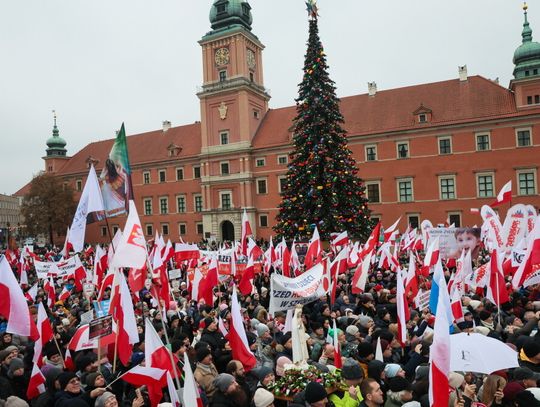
[[162, 120, 171, 132], [368, 81, 377, 96], [459, 65, 468, 82]]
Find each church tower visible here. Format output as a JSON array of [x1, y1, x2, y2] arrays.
[[43, 111, 70, 174], [510, 3, 540, 108], [197, 0, 270, 241]]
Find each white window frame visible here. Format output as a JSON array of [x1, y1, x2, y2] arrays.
[[475, 132, 491, 151], [255, 157, 266, 167], [418, 113, 427, 123], [256, 178, 268, 194], [193, 194, 203, 212], [396, 141, 410, 159], [516, 127, 533, 147], [278, 176, 288, 193], [176, 194, 186, 213], [161, 223, 169, 236], [438, 136, 453, 155], [447, 212, 462, 228], [145, 224, 153, 236], [259, 214, 269, 228], [516, 168, 538, 196], [196, 222, 204, 235], [176, 167, 184, 181], [219, 191, 233, 209], [220, 131, 229, 145], [365, 181, 381, 203], [178, 223, 187, 236], [159, 196, 169, 214], [143, 171, 151, 184], [158, 169, 166, 183], [220, 161, 230, 175], [476, 172, 495, 198], [277, 155, 288, 165], [438, 175, 457, 200], [397, 178, 414, 202], [143, 198, 153, 215], [365, 144, 377, 161]]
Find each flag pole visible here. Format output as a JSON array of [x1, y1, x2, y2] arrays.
[[145, 254, 182, 392], [52, 332, 66, 369]]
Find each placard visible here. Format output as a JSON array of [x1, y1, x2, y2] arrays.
[[89, 315, 113, 340]]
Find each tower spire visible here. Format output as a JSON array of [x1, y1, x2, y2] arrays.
[[46, 109, 67, 157], [522, 2, 533, 43]]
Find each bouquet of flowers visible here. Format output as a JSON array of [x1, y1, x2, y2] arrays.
[[267, 365, 342, 398]]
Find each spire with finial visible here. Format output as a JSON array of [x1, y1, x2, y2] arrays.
[[46, 109, 67, 157], [522, 2, 533, 43]]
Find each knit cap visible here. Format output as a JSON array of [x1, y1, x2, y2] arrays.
[[95, 391, 115, 407], [213, 373, 235, 392], [5, 396, 29, 407], [253, 388, 275, 407]]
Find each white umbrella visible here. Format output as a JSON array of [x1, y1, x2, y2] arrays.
[[449, 333, 519, 374]]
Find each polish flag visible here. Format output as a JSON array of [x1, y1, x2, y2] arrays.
[[33, 303, 54, 368], [218, 316, 229, 338], [92, 245, 108, 288], [61, 227, 73, 259], [110, 200, 147, 270], [282, 244, 291, 277], [241, 209, 253, 256], [331, 231, 349, 249], [25, 283, 38, 303], [151, 247, 170, 310], [239, 255, 255, 296], [362, 222, 381, 256], [98, 269, 115, 301], [247, 238, 263, 261], [396, 268, 410, 346], [486, 250, 510, 306], [17, 251, 29, 287], [110, 271, 139, 366], [122, 365, 167, 407], [69, 165, 105, 253], [58, 286, 71, 302], [229, 286, 257, 371], [166, 372, 181, 407], [174, 243, 200, 262], [305, 226, 322, 270], [64, 348, 75, 371], [512, 215, 540, 288], [107, 229, 123, 266], [404, 252, 419, 304], [0, 257, 38, 339], [348, 242, 361, 268], [128, 263, 147, 293], [424, 237, 440, 268], [290, 240, 301, 274], [163, 239, 175, 263], [27, 363, 46, 400], [190, 267, 204, 303], [329, 247, 348, 305], [451, 288, 464, 323], [44, 277, 56, 309], [183, 353, 204, 407], [384, 217, 401, 243], [332, 319, 343, 369], [264, 237, 277, 273], [145, 318, 176, 374], [198, 258, 218, 306], [351, 251, 373, 294], [490, 180, 512, 208], [68, 325, 98, 351], [429, 289, 451, 407]]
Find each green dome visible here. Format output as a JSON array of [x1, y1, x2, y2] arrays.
[[209, 0, 252, 31], [513, 7, 540, 79], [46, 120, 67, 157]]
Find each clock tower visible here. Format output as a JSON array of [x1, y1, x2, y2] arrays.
[[197, 0, 270, 241]]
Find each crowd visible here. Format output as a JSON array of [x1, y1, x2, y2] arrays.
[[1, 234, 540, 407]]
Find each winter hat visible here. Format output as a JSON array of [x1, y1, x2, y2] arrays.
[[513, 367, 537, 381], [251, 318, 260, 329], [0, 349, 10, 362], [86, 372, 103, 387], [449, 372, 465, 389], [304, 381, 327, 403], [280, 332, 292, 346], [469, 300, 482, 310], [341, 361, 363, 380], [524, 341, 540, 359], [474, 326, 490, 336], [346, 325, 359, 336], [95, 391, 115, 407], [57, 371, 78, 390], [357, 342, 374, 358], [388, 376, 412, 392], [4, 396, 29, 407], [253, 366, 273, 382], [479, 310, 492, 321], [401, 402, 421, 407], [203, 317, 215, 329], [3, 345, 17, 355], [8, 358, 24, 374], [415, 365, 430, 381], [358, 315, 373, 328], [75, 354, 96, 372], [213, 373, 235, 392], [276, 356, 292, 376], [196, 347, 212, 363], [384, 363, 402, 379], [256, 323, 270, 337], [253, 388, 275, 407]]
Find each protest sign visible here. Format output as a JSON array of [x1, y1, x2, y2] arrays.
[[427, 227, 481, 259], [415, 289, 431, 311], [93, 299, 111, 318], [89, 315, 113, 340], [269, 263, 326, 314], [168, 268, 181, 280], [80, 309, 94, 325]]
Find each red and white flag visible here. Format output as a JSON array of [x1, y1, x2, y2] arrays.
[[182, 353, 204, 407], [229, 286, 257, 371], [486, 250, 509, 306], [174, 243, 200, 262], [25, 283, 38, 303], [110, 200, 147, 269], [305, 226, 322, 270], [61, 227, 73, 259], [58, 286, 71, 302], [27, 363, 46, 400], [331, 231, 349, 249], [0, 256, 38, 339], [512, 215, 540, 289], [163, 239, 175, 263], [404, 252, 419, 303], [151, 246, 170, 310], [241, 209, 253, 256], [33, 303, 54, 368], [238, 255, 255, 296], [92, 245, 108, 288], [424, 237, 440, 268], [490, 180, 512, 208], [384, 217, 401, 243], [68, 325, 98, 351], [247, 238, 263, 262], [166, 372, 181, 407], [396, 268, 409, 346], [429, 286, 451, 407], [332, 319, 342, 369], [69, 165, 105, 253], [329, 247, 348, 305], [218, 316, 229, 338], [122, 365, 167, 407], [451, 288, 464, 323], [145, 318, 176, 375], [362, 222, 381, 256], [351, 251, 372, 294], [44, 277, 56, 309], [198, 258, 218, 306]]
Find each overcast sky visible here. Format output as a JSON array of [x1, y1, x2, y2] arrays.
[[0, 0, 531, 195]]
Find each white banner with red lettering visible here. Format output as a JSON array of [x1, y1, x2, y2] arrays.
[[35, 256, 81, 279]]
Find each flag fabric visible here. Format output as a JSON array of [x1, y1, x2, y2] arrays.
[[183, 353, 204, 407], [247, 238, 264, 261], [151, 246, 170, 310], [44, 277, 56, 309], [27, 363, 46, 400], [329, 247, 348, 305], [166, 372, 181, 407], [374, 337, 383, 362], [331, 231, 349, 249], [282, 242, 291, 277], [25, 283, 38, 303], [64, 349, 75, 371], [110, 200, 147, 269], [305, 226, 322, 270], [404, 252, 419, 303], [33, 303, 54, 368], [490, 180, 512, 207], [351, 251, 372, 294], [121, 365, 167, 407], [99, 122, 134, 217], [218, 316, 229, 338], [61, 227, 73, 259], [429, 285, 451, 407], [70, 165, 105, 252], [424, 237, 440, 268], [396, 268, 409, 346], [68, 325, 98, 351], [332, 319, 343, 369], [363, 222, 382, 256], [198, 258, 218, 306], [486, 250, 510, 306], [512, 215, 540, 288], [384, 217, 401, 242], [58, 286, 71, 302], [429, 260, 453, 325], [145, 318, 176, 375], [0, 256, 38, 339], [451, 288, 464, 323], [238, 255, 255, 296], [92, 245, 108, 288], [229, 286, 257, 371], [241, 209, 253, 256], [174, 243, 200, 262]]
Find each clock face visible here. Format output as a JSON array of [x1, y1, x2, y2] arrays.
[[247, 49, 256, 69], [215, 48, 230, 66]]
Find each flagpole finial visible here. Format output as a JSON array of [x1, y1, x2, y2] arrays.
[[305, 0, 319, 19], [52, 110, 57, 126]]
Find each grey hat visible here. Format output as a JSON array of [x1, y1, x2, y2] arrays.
[[415, 365, 430, 381], [95, 391, 115, 407], [342, 360, 363, 380], [256, 323, 270, 337], [358, 315, 373, 328], [213, 373, 235, 392]]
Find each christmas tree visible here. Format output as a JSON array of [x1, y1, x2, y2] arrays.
[[274, 1, 372, 241]]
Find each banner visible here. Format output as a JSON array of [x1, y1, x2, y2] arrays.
[[99, 123, 134, 217], [35, 256, 82, 279], [427, 227, 482, 259], [269, 263, 326, 314]]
